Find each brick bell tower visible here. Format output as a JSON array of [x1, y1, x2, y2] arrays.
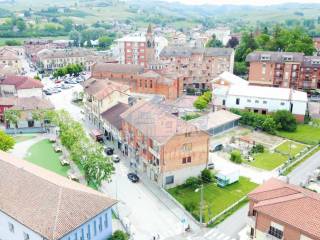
[[145, 24, 156, 65]]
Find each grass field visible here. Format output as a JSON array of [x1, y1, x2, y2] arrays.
[[26, 139, 70, 177], [277, 125, 320, 145], [248, 151, 288, 171], [275, 141, 307, 157], [167, 177, 257, 223], [13, 134, 37, 143]]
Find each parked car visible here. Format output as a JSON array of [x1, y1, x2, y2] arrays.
[[55, 79, 62, 84], [104, 147, 114, 156], [44, 90, 52, 95], [61, 84, 73, 89], [127, 173, 139, 183], [112, 155, 120, 163], [207, 162, 215, 170]]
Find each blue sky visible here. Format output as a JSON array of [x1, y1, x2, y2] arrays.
[[164, 0, 320, 5]]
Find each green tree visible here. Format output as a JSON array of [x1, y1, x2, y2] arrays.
[[226, 37, 239, 48], [234, 61, 248, 75], [4, 110, 20, 134], [16, 18, 26, 32], [200, 169, 214, 183], [69, 30, 80, 46], [0, 130, 15, 151], [273, 110, 297, 132], [230, 150, 242, 164], [193, 96, 208, 110], [202, 91, 212, 103], [62, 18, 73, 32], [184, 176, 201, 189], [206, 35, 223, 48], [108, 230, 129, 240], [235, 32, 258, 62], [98, 36, 113, 49]]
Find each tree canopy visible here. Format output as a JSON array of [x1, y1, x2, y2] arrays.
[[0, 131, 15, 152]]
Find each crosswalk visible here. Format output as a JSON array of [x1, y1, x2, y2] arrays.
[[186, 228, 236, 240]]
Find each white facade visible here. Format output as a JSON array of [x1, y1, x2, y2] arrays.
[[213, 85, 308, 116], [208, 27, 232, 46], [17, 88, 43, 98]]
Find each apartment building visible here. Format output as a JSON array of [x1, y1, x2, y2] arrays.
[[82, 78, 130, 129], [213, 85, 308, 122], [37, 48, 98, 72], [120, 101, 209, 188], [0, 151, 116, 240], [0, 47, 22, 73], [115, 25, 168, 67], [0, 75, 43, 98], [247, 178, 320, 240], [313, 37, 320, 56], [246, 51, 320, 90], [160, 46, 234, 90]]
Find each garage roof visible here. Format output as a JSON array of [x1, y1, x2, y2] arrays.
[[190, 110, 241, 131]]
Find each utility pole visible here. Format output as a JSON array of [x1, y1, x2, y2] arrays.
[[195, 184, 204, 224]]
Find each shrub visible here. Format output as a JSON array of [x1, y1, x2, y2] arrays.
[[108, 230, 129, 240], [200, 169, 214, 183], [202, 91, 212, 102], [193, 96, 208, 110], [181, 113, 201, 121], [251, 144, 264, 154], [230, 150, 242, 164], [273, 110, 297, 132], [184, 201, 197, 212], [184, 176, 201, 188]]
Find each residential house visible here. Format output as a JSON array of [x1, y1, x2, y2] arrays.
[[0, 75, 43, 98], [247, 178, 320, 240], [0, 151, 116, 240], [213, 85, 307, 122], [115, 24, 168, 67], [0, 47, 22, 73], [101, 102, 129, 151], [159, 46, 234, 90], [121, 101, 209, 188], [37, 48, 98, 72], [246, 51, 320, 90], [211, 71, 249, 88], [5, 96, 54, 134], [82, 78, 130, 129]]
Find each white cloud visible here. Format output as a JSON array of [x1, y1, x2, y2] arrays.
[[164, 0, 320, 5]]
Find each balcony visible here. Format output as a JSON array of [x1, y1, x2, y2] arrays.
[[149, 146, 160, 159]]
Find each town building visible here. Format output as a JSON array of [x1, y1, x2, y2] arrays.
[[190, 110, 241, 136], [207, 27, 232, 46], [82, 78, 130, 129], [247, 178, 320, 240], [0, 75, 43, 98], [101, 102, 130, 151], [0, 47, 23, 73], [120, 101, 209, 188], [5, 96, 54, 133], [211, 71, 249, 88], [0, 151, 116, 240], [0, 97, 16, 122], [313, 37, 320, 56], [36, 48, 98, 72], [246, 51, 320, 90], [213, 85, 308, 122], [114, 25, 168, 67], [159, 46, 234, 90], [132, 70, 184, 100]]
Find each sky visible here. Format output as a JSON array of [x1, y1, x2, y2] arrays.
[[164, 0, 320, 5]]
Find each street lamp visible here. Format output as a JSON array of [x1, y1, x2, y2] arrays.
[[195, 184, 204, 224]]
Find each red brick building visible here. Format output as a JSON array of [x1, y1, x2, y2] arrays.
[[246, 51, 320, 90], [247, 178, 320, 240], [120, 101, 209, 188]]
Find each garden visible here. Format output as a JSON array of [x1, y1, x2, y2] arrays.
[[167, 170, 257, 223]]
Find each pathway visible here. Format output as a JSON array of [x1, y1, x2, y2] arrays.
[[10, 134, 47, 159]]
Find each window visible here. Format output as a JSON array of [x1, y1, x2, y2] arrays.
[[93, 220, 97, 236], [185, 132, 191, 137], [99, 217, 103, 232], [87, 224, 91, 239], [23, 232, 30, 240], [145, 80, 148, 88], [187, 156, 191, 163], [8, 223, 14, 233], [182, 143, 192, 152], [104, 213, 108, 228], [247, 99, 251, 103], [263, 101, 267, 104], [236, 98, 240, 105], [255, 100, 259, 103], [165, 175, 174, 185], [139, 80, 142, 87], [222, 99, 226, 106], [182, 157, 186, 164], [81, 228, 84, 240], [262, 63, 266, 75], [268, 226, 283, 239], [150, 80, 153, 88], [280, 102, 285, 106]]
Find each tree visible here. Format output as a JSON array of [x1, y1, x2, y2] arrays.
[[16, 18, 26, 32], [108, 230, 129, 240], [206, 34, 223, 48], [193, 96, 208, 110], [200, 169, 214, 183], [234, 61, 248, 76], [261, 116, 277, 134], [184, 176, 201, 188], [226, 37, 239, 48], [230, 150, 242, 164], [69, 30, 80, 46], [4, 110, 20, 134], [273, 110, 297, 132], [0, 130, 15, 151], [202, 91, 212, 102], [62, 18, 73, 32], [98, 36, 113, 49], [235, 32, 258, 62], [34, 75, 41, 81]]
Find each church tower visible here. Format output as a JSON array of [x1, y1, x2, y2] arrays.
[[145, 24, 156, 65]]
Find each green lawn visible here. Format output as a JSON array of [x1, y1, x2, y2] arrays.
[[14, 134, 37, 143], [26, 139, 70, 177], [167, 177, 257, 223], [275, 141, 307, 157], [248, 151, 288, 171], [277, 125, 320, 145]]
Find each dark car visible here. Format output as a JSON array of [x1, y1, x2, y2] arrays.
[[104, 147, 114, 156], [127, 173, 139, 183], [112, 155, 120, 163]]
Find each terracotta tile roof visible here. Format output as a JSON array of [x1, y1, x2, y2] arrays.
[[121, 101, 203, 145], [92, 62, 144, 74], [0, 151, 117, 240], [101, 103, 129, 130], [10, 96, 54, 111], [249, 178, 320, 239], [83, 78, 129, 100], [160, 46, 233, 57], [37, 48, 96, 59], [246, 51, 305, 63], [0, 47, 19, 60], [0, 75, 43, 89]]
